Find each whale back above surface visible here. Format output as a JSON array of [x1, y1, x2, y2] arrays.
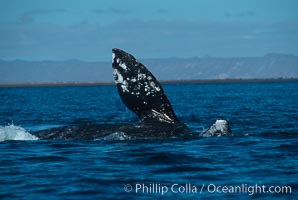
[[112, 48, 180, 125], [32, 49, 232, 140], [32, 123, 188, 140]]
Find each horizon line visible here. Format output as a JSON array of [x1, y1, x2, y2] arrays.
[[1, 78, 298, 88], [0, 53, 297, 63]]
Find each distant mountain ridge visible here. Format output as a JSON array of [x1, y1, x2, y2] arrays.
[[0, 54, 297, 83]]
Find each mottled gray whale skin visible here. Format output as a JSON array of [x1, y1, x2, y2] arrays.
[[32, 49, 231, 140], [112, 48, 181, 125]]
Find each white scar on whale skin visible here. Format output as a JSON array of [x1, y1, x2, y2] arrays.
[[142, 80, 161, 96], [113, 68, 129, 93], [121, 80, 129, 92], [119, 62, 128, 71], [137, 73, 147, 80], [112, 53, 115, 62], [113, 69, 123, 84], [151, 109, 174, 123], [150, 81, 161, 92]]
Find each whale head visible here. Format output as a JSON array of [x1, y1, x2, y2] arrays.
[[112, 48, 135, 71], [112, 48, 137, 86], [111, 48, 180, 125]]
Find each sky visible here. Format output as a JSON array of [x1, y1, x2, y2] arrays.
[[0, 0, 298, 61]]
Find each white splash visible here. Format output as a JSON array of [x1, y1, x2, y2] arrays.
[[0, 124, 39, 142], [103, 132, 131, 140], [200, 119, 232, 137]]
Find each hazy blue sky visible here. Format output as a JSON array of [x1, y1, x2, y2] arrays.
[[0, 0, 297, 61]]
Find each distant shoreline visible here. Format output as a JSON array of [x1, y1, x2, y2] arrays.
[[0, 78, 298, 88]]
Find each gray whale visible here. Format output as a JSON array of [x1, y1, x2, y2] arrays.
[[32, 49, 231, 140]]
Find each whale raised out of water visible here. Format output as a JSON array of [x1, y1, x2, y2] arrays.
[[32, 49, 232, 140]]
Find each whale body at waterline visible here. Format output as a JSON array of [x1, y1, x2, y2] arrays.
[[32, 49, 232, 140]]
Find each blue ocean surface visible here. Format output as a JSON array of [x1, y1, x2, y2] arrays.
[[0, 82, 297, 199]]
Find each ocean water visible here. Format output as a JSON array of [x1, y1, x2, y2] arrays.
[[0, 82, 297, 199]]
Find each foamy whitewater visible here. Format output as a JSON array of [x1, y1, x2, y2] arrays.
[[0, 124, 38, 142]]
